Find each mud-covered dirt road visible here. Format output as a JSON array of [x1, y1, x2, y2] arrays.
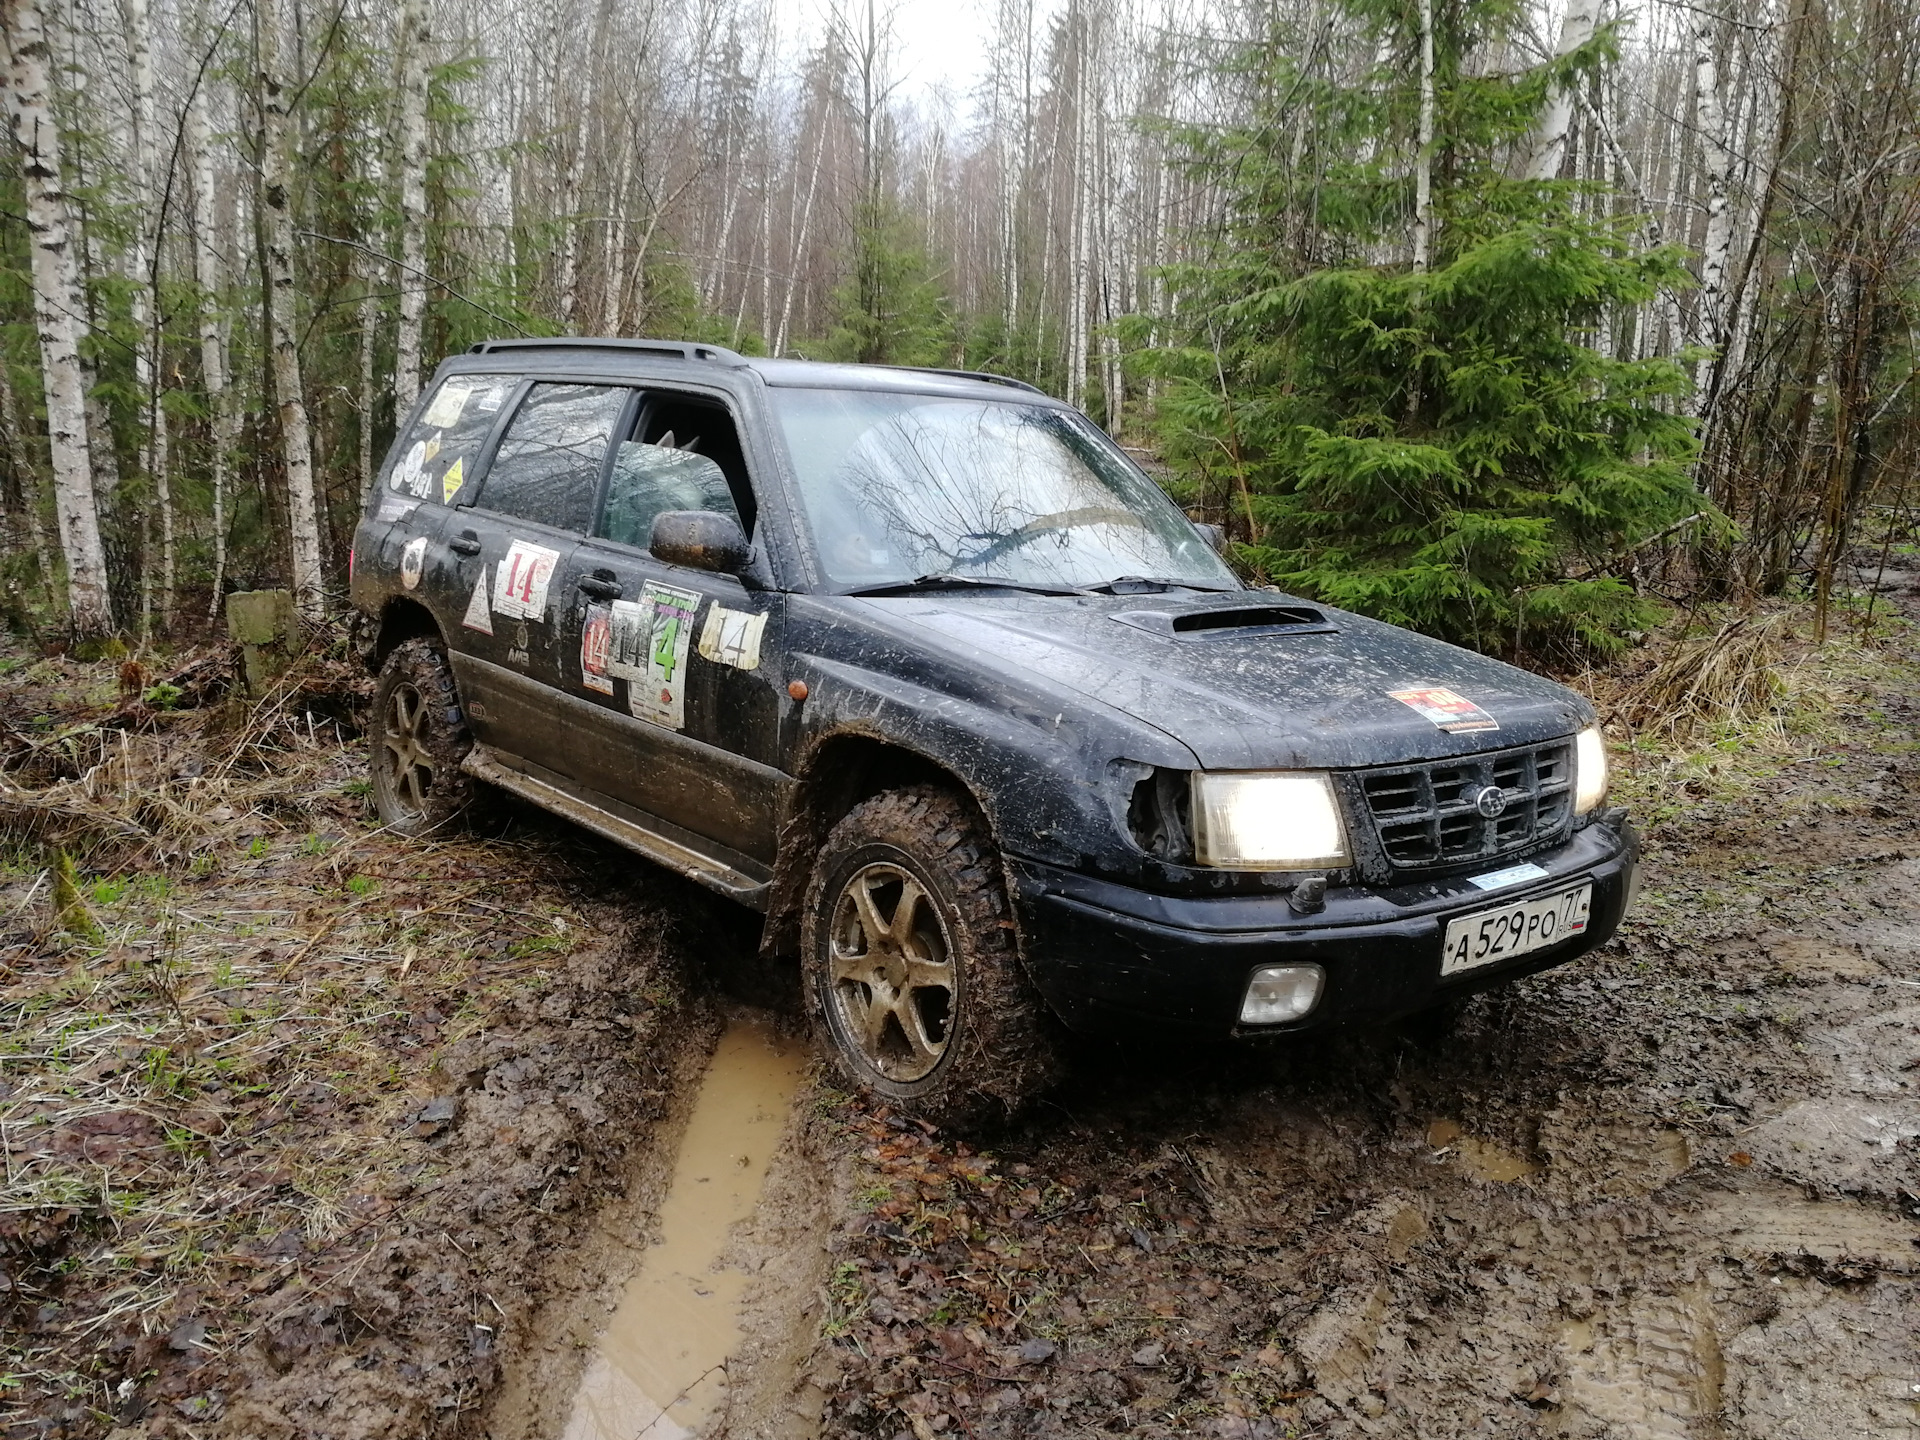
[[4, 586, 1918, 1440]]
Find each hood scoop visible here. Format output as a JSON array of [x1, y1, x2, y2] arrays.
[[1111, 602, 1338, 639]]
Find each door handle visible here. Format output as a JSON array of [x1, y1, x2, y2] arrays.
[[578, 573, 623, 600], [449, 531, 482, 556]]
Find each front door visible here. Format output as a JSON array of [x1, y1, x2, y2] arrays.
[[552, 387, 789, 870]]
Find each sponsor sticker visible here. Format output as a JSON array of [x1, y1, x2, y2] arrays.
[[493, 539, 560, 621], [424, 433, 442, 464], [399, 536, 428, 591], [461, 568, 494, 635], [1387, 686, 1500, 734], [696, 604, 767, 672], [476, 383, 507, 413], [1466, 861, 1550, 892], [390, 439, 429, 496], [441, 456, 466, 505], [580, 603, 614, 694], [421, 380, 473, 429], [610, 583, 701, 729], [376, 494, 418, 524]]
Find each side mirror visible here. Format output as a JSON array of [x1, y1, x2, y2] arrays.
[[651, 509, 752, 575], [1197, 523, 1226, 554]]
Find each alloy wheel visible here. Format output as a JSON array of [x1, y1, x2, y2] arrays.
[[380, 680, 435, 821], [827, 861, 956, 1082]]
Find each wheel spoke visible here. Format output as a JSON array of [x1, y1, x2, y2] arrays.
[[888, 877, 928, 947], [850, 876, 891, 951], [829, 943, 871, 983], [858, 984, 896, 1051], [893, 997, 944, 1067], [904, 955, 951, 992]]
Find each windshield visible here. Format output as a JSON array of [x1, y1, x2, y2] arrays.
[[769, 388, 1237, 591]]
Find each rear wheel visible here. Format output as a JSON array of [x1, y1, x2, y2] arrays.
[[803, 786, 1060, 1128], [369, 637, 483, 835]]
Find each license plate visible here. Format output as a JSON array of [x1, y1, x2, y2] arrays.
[[1441, 884, 1592, 976]]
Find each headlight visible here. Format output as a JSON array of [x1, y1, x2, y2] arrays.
[[1574, 726, 1608, 813], [1191, 771, 1348, 869]]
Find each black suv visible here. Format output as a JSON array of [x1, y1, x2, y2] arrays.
[[351, 339, 1638, 1121]]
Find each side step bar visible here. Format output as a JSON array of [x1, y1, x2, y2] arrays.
[[462, 745, 771, 909]]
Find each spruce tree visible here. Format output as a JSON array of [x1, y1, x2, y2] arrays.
[[1139, 0, 1701, 662]]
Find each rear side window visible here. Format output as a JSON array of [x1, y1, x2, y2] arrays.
[[477, 383, 629, 534], [384, 374, 513, 507]]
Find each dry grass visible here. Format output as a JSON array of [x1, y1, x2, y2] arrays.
[[0, 647, 608, 1426], [1608, 610, 1794, 743]]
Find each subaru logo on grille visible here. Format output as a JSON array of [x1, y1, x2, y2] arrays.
[[1472, 784, 1509, 818]]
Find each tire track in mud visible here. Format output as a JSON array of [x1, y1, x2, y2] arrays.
[[480, 1010, 831, 1440]]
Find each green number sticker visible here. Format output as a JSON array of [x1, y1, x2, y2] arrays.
[[652, 617, 681, 682]]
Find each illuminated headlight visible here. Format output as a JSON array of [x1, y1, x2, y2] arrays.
[[1574, 726, 1609, 814], [1240, 964, 1325, 1025], [1191, 771, 1348, 869]]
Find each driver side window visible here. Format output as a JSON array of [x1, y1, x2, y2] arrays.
[[593, 390, 755, 551]]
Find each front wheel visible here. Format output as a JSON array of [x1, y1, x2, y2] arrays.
[[369, 636, 483, 836], [802, 786, 1060, 1128]]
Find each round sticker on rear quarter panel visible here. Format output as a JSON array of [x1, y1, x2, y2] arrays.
[[400, 536, 428, 591]]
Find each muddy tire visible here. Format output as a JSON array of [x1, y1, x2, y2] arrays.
[[369, 637, 484, 836], [803, 786, 1061, 1128]]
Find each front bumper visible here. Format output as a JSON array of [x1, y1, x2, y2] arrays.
[[1008, 811, 1638, 1039]]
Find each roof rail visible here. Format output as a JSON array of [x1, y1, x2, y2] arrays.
[[873, 364, 1046, 395], [467, 337, 748, 366]]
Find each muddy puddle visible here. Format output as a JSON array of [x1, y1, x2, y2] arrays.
[[559, 1018, 809, 1440]]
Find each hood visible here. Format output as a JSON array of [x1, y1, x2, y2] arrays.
[[856, 588, 1592, 771]]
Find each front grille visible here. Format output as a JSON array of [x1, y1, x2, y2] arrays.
[[1358, 740, 1574, 870]]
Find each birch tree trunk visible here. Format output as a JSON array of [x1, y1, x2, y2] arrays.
[[1527, 0, 1600, 180], [257, 0, 325, 619], [190, 88, 240, 617], [394, 0, 430, 411], [1690, 7, 1736, 391], [3, 0, 112, 639], [1412, 0, 1434, 271], [122, 0, 175, 635]]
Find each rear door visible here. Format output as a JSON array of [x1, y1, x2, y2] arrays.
[[442, 379, 630, 778], [355, 371, 516, 633], [553, 386, 789, 869]]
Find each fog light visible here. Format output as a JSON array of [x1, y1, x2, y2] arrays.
[[1239, 964, 1325, 1025]]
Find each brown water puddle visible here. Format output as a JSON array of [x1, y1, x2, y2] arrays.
[[1426, 1118, 1537, 1182], [560, 1019, 808, 1440]]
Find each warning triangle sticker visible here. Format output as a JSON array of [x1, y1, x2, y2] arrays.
[[462, 567, 494, 635]]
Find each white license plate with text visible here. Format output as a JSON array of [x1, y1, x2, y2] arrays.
[[1441, 885, 1592, 976]]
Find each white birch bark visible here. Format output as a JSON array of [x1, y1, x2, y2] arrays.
[[394, 0, 430, 411], [190, 88, 240, 617], [1527, 0, 1601, 181], [1691, 10, 1736, 372], [3, 0, 111, 638], [121, 0, 174, 633], [1412, 0, 1434, 271], [257, 0, 324, 619]]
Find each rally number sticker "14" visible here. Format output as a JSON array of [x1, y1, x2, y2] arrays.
[[492, 539, 560, 621]]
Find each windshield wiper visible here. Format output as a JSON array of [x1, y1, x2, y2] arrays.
[[842, 573, 1087, 598], [1082, 576, 1235, 595]]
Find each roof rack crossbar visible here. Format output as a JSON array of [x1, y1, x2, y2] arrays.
[[467, 337, 747, 366]]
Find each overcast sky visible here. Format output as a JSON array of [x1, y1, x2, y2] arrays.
[[766, 0, 1040, 116]]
